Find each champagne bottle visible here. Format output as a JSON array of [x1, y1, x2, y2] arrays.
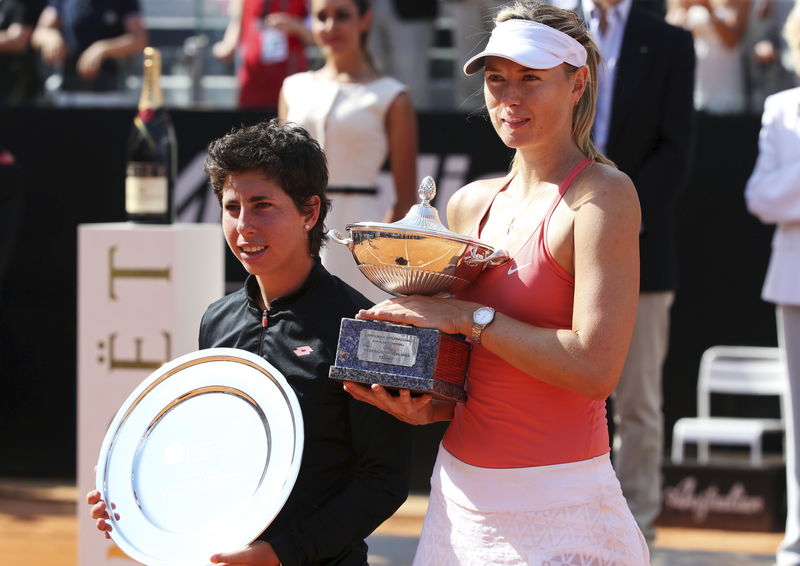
[[125, 47, 176, 223]]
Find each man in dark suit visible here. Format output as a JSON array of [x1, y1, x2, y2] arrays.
[[603, 1, 694, 548], [548, 0, 696, 547]]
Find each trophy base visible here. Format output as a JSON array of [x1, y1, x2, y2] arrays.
[[329, 318, 469, 403], [329, 366, 467, 402]]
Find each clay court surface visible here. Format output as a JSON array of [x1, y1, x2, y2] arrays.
[[0, 479, 784, 566]]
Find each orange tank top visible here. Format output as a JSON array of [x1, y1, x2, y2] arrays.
[[443, 158, 610, 468]]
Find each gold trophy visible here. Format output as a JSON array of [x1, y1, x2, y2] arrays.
[[327, 177, 509, 401]]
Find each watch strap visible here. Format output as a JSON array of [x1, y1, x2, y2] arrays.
[[471, 307, 495, 345]]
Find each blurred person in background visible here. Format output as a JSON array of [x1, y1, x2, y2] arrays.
[[743, 0, 797, 113], [442, 0, 501, 110], [745, 3, 800, 564], [367, 0, 437, 109], [278, 0, 418, 304], [31, 0, 147, 105], [0, 0, 46, 106], [213, 0, 312, 109], [667, 0, 750, 114]]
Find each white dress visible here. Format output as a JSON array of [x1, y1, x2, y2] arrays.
[[282, 71, 406, 303], [686, 4, 746, 114]]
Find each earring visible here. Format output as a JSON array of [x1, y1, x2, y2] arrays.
[[304, 224, 310, 230]]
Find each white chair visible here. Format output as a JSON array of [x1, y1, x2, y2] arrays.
[[671, 345, 788, 467]]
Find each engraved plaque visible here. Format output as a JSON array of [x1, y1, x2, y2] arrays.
[[357, 329, 419, 367]]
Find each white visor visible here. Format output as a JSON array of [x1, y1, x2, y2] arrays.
[[463, 19, 587, 75]]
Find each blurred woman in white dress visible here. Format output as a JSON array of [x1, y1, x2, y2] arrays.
[[667, 0, 750, 114], [278, 0, 418, 303]]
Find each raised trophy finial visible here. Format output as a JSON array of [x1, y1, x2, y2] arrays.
[[418, 176, 436, 206]]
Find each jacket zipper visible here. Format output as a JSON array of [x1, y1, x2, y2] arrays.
[[258, 309, 269, 357]]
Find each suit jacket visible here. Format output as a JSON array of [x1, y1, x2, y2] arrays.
[[391, 0, 437, 20], [604, 4, 696, 292], [745, 87, 800, 306]]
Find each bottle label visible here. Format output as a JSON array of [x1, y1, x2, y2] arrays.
[[260, 26, 288, 63], [137, 108, 156, 122], [126, 163, 168, 214]]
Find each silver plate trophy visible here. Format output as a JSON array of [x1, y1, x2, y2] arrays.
[[327, 176, 509, 402], [95, 348, 303, 566]]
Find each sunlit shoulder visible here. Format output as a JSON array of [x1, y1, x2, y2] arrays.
[[570, 162, 641, 226], [446, 175, 510, 235]]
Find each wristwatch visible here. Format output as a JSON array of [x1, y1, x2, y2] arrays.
[[471, 306, 495, 345]]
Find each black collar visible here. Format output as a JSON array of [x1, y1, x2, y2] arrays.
[[244, 258, 325, 312]]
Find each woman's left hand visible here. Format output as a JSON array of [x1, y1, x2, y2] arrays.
[[343, 382, 447, 425], [356, 295, 476, 336]]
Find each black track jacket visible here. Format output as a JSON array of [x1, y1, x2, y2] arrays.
[[199, 260, 412, 566]]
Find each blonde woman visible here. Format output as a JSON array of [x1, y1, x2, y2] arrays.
[[344, 1, 648, 563]]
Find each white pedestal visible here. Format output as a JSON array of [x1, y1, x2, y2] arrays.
[[76, 223, 225, 566]]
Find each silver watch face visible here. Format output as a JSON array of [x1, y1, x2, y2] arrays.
[[474, 307, 494, 325]]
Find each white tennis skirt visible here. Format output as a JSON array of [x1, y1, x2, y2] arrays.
[[412, 445, 650, 566]]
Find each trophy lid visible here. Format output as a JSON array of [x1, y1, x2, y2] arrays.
[[328, 176, 510, 296], [346, 176, 485, 246], [394, 176, 449, 232]]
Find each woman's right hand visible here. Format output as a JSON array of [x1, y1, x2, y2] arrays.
[[342, 382, 454, 425], [87, 490, 118, 539]]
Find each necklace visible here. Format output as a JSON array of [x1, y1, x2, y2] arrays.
[[505, 210, 517, 235], [501, 156, 587, 236], [503, 184, 547, 236]]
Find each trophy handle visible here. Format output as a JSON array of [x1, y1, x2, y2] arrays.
[[465, 248, 510, 268], [483, 248, 510, 267], [326, 229, 353, 247]]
